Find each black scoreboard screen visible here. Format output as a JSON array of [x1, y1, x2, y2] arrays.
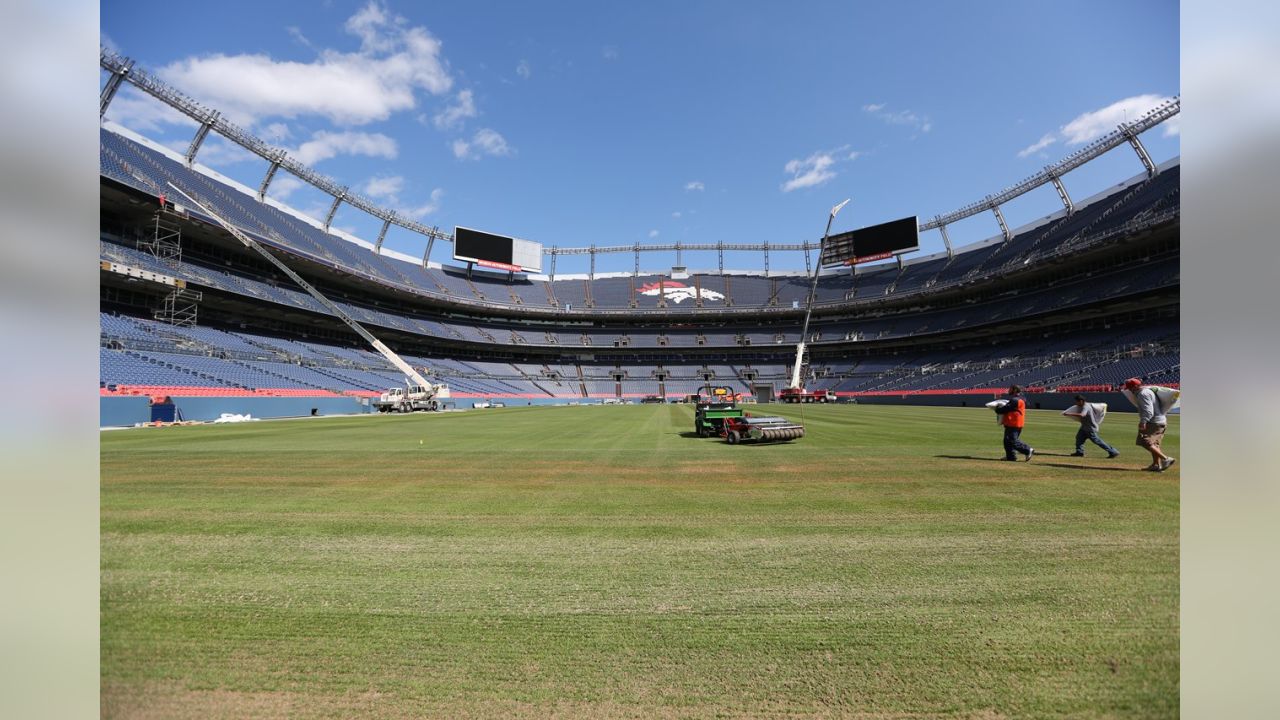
[[820, 215, 919, 266], [453, 226, 542, 273]]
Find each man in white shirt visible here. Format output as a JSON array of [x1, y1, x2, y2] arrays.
[[1068, 394, 1120, 458], [1123, 378, 1175, 472]]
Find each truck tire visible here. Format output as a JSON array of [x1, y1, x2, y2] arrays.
[[727, 431, 740, 444], [697, 424, 709, 438]]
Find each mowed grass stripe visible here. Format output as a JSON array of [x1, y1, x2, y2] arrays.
[[102, 404, 1178, 719]]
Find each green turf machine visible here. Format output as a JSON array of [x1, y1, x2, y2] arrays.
[[693, 386, 745, 438]]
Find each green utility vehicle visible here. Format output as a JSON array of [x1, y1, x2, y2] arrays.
[[693, 386, 745, 438]]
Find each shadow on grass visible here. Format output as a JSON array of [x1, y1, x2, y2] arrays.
[[934, 455, 1146, 472], [1037, 462, 1144, 472]]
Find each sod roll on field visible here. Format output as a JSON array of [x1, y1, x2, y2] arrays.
[[101, 404, 1178, 719]]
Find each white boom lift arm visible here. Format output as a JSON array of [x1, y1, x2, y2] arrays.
[[790, 198, 850, 391], [164, 182, 442, 394]]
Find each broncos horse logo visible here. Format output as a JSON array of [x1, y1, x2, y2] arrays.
[[638, 281, 725, 304]]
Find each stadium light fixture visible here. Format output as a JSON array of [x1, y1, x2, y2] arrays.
[[831, 198, 851, 220]]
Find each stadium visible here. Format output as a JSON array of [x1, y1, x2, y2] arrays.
[[99, 8, 1180, 718]]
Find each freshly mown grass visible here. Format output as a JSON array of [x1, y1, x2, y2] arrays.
[[101, 404, 1178, 719]]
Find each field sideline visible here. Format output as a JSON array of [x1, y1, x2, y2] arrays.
[[101, 404, 1179, 719]]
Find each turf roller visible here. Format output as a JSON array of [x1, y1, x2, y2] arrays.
[[726, 415, 806, 443], [751, 424, 805, 442]]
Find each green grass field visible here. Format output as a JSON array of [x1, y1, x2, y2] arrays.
[[101, 404, 1179, 719]]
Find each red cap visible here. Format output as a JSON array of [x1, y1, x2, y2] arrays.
[[1123, 378, 1142, 391]]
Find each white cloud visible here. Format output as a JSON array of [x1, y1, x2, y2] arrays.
[[780, 145, 859, 193], [671, 211, 682, 218], [354, 174, 440, 219], [684, 181, 704, 191], [363, 174, 404, 200], [1017, 133, 1058, 158], [401, 188, 444, 220], [266, 175, 304, 200], [102, 85, 193, 133], [1163, 115, 1180, 137], [648, 229, 659, 238], [260, 122, 292, 142], [452, 128, 512, 160], [782, 153, 837, 192], [1016, 94, 1176, 159], [154, 1, 452, 127], [602, 46, 619, 61], [1060, 94, 1171, 144], [344, 0, 397, 53], [516, 60, 531, 79], [290, 130, 398, 164], [863, 103, 931, 133], [286, 26, 314, 51], [433, 89, 477, 130]]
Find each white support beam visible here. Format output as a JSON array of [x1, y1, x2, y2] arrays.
[[185, 111, 218, 166], [1120, 122, 1158, 177], [423, 230, 436, 267], [374, 216, 393, 253], [323, 191, 345, 231], [257, 153, 283, 201], [1047, 170, 1074, 215], [992, 202, 1012, 242], [99, 58, 131, 117]]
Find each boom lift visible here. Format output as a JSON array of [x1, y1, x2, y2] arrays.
[[164, 182, 450, 409], [780, 199, 849, 404]]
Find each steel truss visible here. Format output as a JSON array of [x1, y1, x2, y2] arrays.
[[100, 48, 1178, 269]]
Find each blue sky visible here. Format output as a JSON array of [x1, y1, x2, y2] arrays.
[[100, 0, 1179, 275]]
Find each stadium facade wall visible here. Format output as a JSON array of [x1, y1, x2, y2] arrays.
[[848, 391, 1142, 413], [100, 395, 370, 426], [100, 396, 151, 427]]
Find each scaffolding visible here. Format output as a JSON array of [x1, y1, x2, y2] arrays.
[[153, 287, 201, 327], [137, 214, 182, 269]]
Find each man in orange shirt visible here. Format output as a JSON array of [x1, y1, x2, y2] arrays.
[[992, 384, 1035, 461]]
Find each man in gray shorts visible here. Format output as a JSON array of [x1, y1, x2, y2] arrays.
[[1124, 378, 1175, 472]]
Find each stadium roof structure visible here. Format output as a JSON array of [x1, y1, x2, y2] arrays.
[[100, 47, 1179, 276]]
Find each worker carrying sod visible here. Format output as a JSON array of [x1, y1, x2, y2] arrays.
[[1121, 378, 1179, 472], [1062, 394, 1120, 458], [986, 385, 1035, 461]]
